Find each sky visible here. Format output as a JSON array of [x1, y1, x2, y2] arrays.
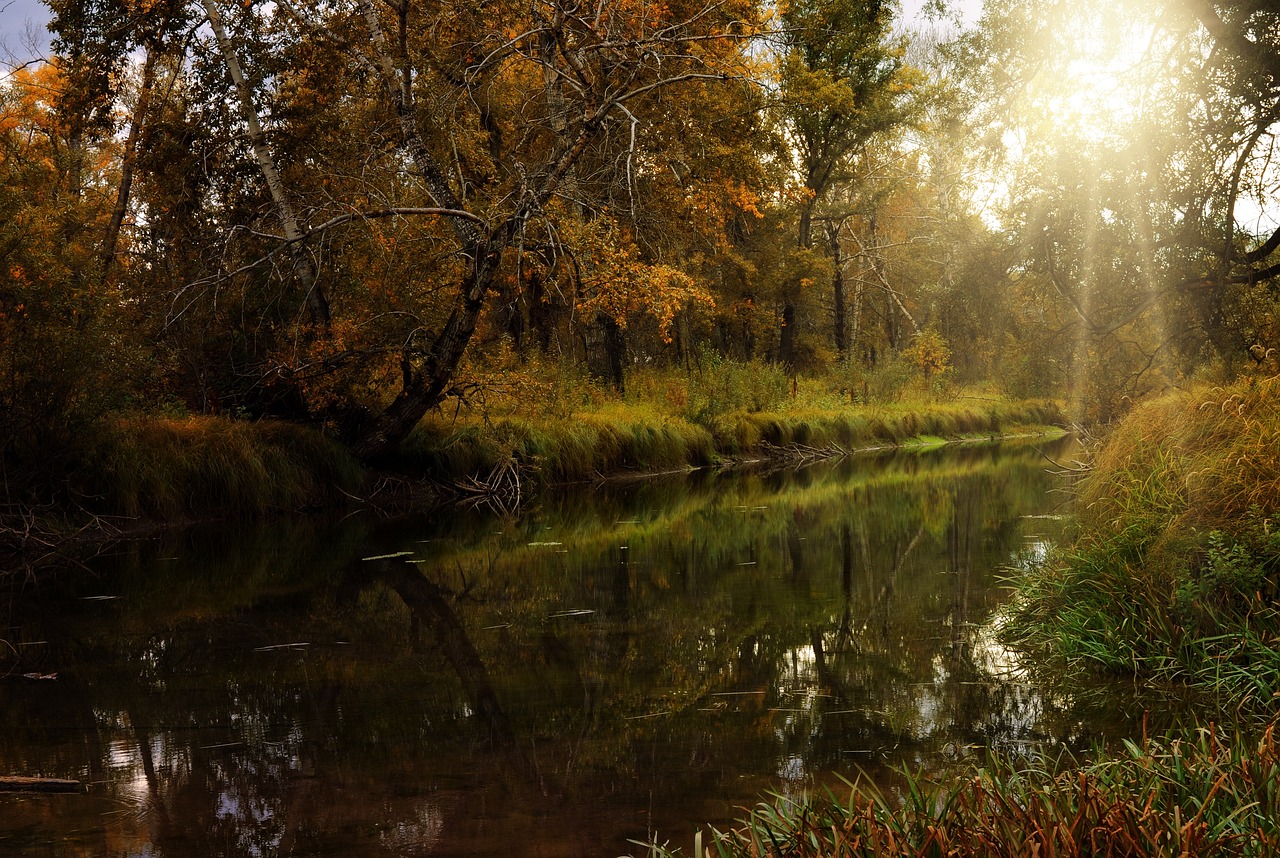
[[0, 0, 50, 63]]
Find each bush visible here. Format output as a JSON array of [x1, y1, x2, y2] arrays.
[[682, 348, 790, 425]]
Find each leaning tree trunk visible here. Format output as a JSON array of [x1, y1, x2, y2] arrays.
[[347, 0, 504, 461], [349, 238, 504, 461]]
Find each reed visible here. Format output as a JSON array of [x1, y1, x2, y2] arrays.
[[636, 723, 1280, 857], [80, 416, 363, 519]]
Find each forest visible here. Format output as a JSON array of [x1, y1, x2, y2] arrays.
[[3, 0, 1280, 854], [2, 0, 1275, 483]]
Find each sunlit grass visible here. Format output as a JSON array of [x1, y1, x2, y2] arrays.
[[1005, 375, 1280, 712], [400, 395, 1066, 484], [399, 359, 1065, 483]]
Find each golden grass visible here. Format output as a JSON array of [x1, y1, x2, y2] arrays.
[[81, 416, 362, 519]]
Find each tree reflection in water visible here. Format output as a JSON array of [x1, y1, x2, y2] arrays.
[[0, 439, 1144, 857]]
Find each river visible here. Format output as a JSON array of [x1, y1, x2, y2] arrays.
[[0, 437, 1145, 856]]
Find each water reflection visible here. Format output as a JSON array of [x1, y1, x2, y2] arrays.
[[1, 439, 1138, 857]]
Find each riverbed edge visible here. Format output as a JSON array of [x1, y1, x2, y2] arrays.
[[1, 399, 1068, 557]]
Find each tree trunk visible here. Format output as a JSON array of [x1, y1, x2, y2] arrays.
[[599, 313, 627, 394], [99, 45, 158, 288], [779, 302, 797, 368], [203, 0, 330, 328], [350, 239, 504, 461], [828, 221, 847, 355]]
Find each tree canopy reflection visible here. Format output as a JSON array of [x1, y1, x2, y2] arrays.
[[1, 440, 1135, 857]]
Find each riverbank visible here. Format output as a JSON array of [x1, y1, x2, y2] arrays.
[[0, 393, 1065, 556], [635, 375, 1280, 857], [1004, 374, 1280, 714]]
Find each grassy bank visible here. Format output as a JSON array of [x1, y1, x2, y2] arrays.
[[1003, 375, 1280, 712], [68, 417, 362, 522], [1, 361, 1065, 545], [635, 724, 1280, 856], [397, 397, 1065, 484]]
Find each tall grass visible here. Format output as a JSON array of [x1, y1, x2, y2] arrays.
[[1005, 375, 1280, 712], [710, 399, 1064, 455], [399, 404, 717, 483], [398, 396, 1065, 485], [636, 724, 1280, 857], [79, 416, 363, 519]]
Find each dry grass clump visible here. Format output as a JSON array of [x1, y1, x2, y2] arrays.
[[1079, 374, 1280, 547], [82, 416, 362, 519]]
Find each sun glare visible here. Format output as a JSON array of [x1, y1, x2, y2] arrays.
[[1017, 14, 1157, 145]]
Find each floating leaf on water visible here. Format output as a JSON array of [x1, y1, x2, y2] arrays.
[[361, 551, 413, 561]]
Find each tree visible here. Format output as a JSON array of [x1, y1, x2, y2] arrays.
[[0, 61, 137, 485], [959, 0, 1280, 414], [771, 0, 918, 366], [41, 0, 766, 456]]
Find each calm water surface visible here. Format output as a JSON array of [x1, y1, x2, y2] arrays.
[[1, 439, 1146, 856]]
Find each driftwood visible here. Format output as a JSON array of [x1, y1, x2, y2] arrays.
[[452, 460, 523, 515], [0, 776, 82, 793]]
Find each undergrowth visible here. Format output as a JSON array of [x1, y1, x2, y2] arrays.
[[79, 416, 363, 520], [637, 724, 1280, 857]]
